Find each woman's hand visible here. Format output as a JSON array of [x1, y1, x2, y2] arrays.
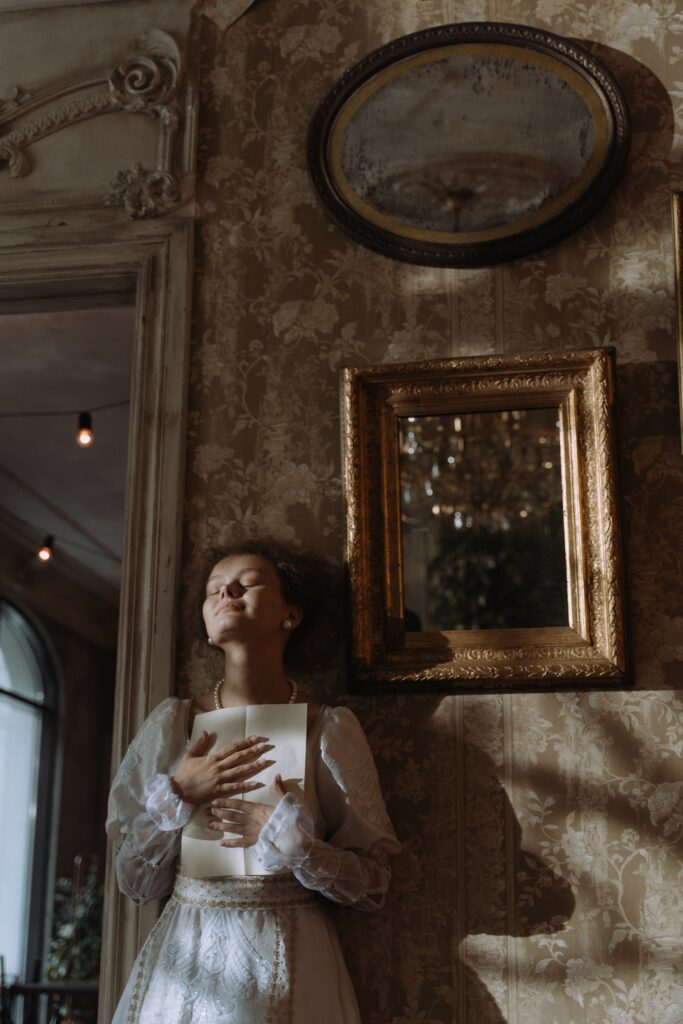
[[170, 732, 274, 805], [208, 774, 287, 847]]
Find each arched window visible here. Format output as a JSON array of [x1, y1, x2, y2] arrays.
[[0, 599, 58, 983]]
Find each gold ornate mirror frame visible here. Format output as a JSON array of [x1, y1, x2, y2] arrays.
[[672, 193, 683, 453], [342, 349, 627, 688]]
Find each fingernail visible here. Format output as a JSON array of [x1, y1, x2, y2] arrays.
[[251, 782, 264, 788]]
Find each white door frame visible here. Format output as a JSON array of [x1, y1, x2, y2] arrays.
[[0, 216, 193, 1022]]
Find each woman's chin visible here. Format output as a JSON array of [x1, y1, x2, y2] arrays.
[[210, 612, 247, 635], [213, 625, 281, 646], [212, 621, 253, 640]]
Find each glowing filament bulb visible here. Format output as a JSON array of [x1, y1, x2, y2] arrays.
[[37, 535, 55, 562], [77, 411, 93, 447]]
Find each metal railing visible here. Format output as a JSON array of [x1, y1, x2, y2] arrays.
[[1, 972, 98, 1024]]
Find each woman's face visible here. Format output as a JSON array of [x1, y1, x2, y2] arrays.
[[202, 554, 298, 646]]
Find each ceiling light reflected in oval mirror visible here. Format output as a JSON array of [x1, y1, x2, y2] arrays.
[[309, 23, 630, 266]]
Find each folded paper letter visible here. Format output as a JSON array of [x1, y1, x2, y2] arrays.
[[180, 702, 308, 877]]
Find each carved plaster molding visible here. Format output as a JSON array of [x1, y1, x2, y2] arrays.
[[0, 220, 194, 1022], [0, 30, 194, 219], [0, 0, 125, 11], [106, 163, 180, 220]]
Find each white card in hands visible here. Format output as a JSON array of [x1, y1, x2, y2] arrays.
[[180, 702, 307, 878]]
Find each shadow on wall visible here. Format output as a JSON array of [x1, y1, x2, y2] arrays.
[[578, 41, 675, 188], [460, 728, 576, 1024], [335, 696, 576, 1024], [337, 691, 683, 1024]]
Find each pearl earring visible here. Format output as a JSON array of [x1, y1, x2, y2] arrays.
[[283, 619, 293, 630], [207, 637, 214, 645]]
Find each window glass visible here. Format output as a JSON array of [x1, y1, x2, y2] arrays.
[[0, 611, 45, 703], [0, 603, 51, 982], [0, 688, 42, 979]]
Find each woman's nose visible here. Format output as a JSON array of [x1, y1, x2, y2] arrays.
[[221, 580, 244, 598]]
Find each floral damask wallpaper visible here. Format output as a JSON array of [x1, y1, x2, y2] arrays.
[[178, 1, 683, 1021]]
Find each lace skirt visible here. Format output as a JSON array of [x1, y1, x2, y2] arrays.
[[112, 874, 361, 1024]]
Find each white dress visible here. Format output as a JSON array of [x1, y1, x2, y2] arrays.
[[106, 698, 400, 1024]]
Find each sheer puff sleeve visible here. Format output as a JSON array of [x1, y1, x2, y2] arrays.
[[253, 706, 401, 910], [106, 697, 192, 905]]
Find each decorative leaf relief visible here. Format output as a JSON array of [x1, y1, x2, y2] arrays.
[[0, 142, 29, 179], [0, 93, 115, 179], [0, 85, 31, 117], [361, 661, 623, 683], [347, 350, 605, 378], [106, 163, 179, 220]]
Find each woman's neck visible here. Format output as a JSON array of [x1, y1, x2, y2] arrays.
[[218, 643, 291, 706]]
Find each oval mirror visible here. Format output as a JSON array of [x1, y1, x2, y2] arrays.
[[308, 23, 630, 266]]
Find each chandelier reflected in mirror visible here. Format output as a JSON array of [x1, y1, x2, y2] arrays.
[[342, 349, 627, 688], [399, 407, 568, 632]]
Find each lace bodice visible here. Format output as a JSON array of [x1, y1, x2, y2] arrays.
[[106, 698, 400, 909]]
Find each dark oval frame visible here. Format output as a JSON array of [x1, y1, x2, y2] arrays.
[[307, 22, 631, 268]]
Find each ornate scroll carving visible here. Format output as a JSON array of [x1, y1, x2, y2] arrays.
[[0, 30, 191, 218], [109, 50, 179, 111]]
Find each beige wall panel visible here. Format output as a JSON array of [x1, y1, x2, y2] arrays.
[[181, 1, 683, 1021]]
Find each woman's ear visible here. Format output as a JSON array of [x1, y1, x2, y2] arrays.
[[286, 605, 303, 630]]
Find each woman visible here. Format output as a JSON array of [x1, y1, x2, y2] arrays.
[[106, 540, 400, 1024]]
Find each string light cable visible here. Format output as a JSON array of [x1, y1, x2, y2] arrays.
[[0, 463, 122, 569], [0, 405, 127, 563], [0, 399, 129, 418]]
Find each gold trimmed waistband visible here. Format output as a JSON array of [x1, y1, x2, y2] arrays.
[[172, 872, 317, 910]]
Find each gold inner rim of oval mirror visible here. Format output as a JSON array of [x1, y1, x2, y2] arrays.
[[328, 42, 611, 245]]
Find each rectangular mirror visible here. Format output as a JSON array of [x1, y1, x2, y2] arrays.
[[342, 348, 627, 688]]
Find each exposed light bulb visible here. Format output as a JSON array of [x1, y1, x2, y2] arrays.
[[77, 411, 93, 447], [36, 535, 55, 562]]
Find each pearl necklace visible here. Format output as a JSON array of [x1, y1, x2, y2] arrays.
[[213, 677, 298, 710]]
